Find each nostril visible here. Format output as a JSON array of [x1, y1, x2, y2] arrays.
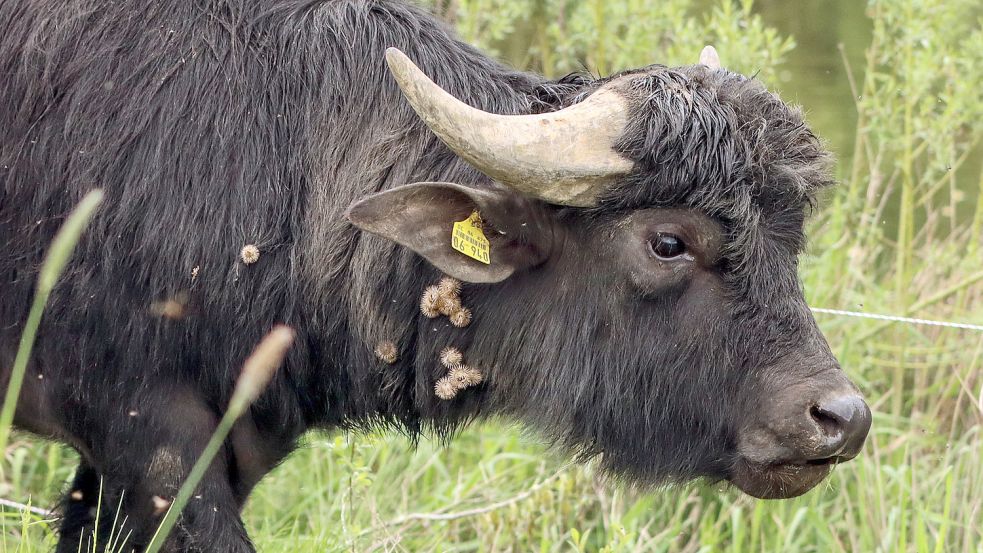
[[810, 404, 843, 438], [778, 391, 872, 465], [810, 394, 872, 456]]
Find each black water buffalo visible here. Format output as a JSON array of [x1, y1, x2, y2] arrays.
[[0, 0, 871, 550]]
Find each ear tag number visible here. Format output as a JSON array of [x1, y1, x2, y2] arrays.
[[451, 211, 490, 264]]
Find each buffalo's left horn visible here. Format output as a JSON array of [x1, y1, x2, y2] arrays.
[[385, 48, 634, 207]]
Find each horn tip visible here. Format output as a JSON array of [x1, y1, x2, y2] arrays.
[[385, 47, 425, 89], [385, 47, 407, 67], [699, 45, 722, 70]]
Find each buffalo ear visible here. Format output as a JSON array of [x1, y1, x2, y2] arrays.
[[346, 182, 554, 283]]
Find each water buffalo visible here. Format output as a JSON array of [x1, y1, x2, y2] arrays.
[[0, 0, 871, 550]]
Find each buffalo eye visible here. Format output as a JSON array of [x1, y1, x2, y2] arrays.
[[649, 233, 686, 260]]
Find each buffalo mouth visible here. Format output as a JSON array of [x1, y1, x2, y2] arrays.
[[728, 455, 850, 499]]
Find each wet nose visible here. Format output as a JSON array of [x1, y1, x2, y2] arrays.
[[808, 393, 872, 460]]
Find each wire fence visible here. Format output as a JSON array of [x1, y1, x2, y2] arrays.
[[811, 307, 983, 332]]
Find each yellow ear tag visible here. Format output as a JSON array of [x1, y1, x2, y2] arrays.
[[451, 211, 490, 264]]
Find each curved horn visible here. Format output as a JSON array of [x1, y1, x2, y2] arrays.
[[385, 48, 634, 207], [699, 45, 721, 69]]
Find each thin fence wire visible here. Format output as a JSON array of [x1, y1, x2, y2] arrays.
[[811, 307, 983, 332]]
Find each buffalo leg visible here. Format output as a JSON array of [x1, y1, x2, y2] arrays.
[[55, 390, 256, 552], [56, 462, 103, 553]]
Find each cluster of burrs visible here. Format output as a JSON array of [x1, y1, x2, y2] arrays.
[[434, 346, 483, 400], [420, 277, 471, 327]]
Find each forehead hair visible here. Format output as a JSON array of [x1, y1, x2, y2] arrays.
[[588, 65, 834, 307]]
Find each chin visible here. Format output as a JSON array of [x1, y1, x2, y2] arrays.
[[728, 458, 833, 499]]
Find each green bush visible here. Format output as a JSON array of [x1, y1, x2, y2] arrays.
[[426, 0, 794, 80]]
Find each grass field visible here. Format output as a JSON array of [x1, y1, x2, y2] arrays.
[[2, 0, 982, 551]]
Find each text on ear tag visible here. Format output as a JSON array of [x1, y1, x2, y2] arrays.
[[451, 211, 490, 264]]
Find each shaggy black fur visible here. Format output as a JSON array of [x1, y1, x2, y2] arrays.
[[1, 0, 838, 550]]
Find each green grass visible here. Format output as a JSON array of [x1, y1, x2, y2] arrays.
[[3, 414, 982, 551], [3, 0, 982, 551]]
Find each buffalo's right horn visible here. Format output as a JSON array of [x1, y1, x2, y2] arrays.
[[385, 48, 634, 207], [699, 45, 721, 69]]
